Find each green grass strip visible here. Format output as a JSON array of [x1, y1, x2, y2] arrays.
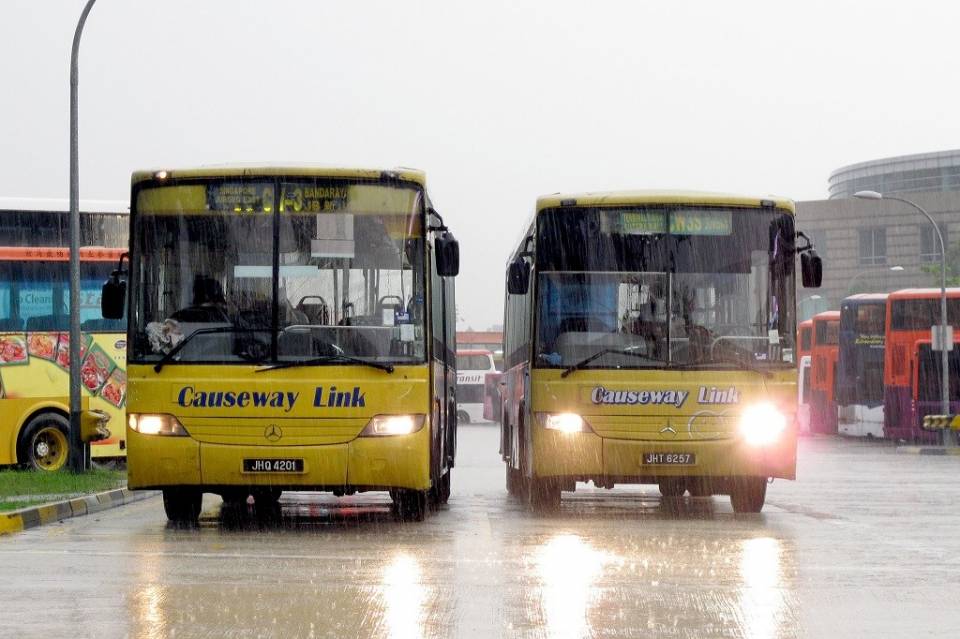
[[0, 468, 125, 500]]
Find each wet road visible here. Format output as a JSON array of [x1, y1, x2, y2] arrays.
[[2, 427, 960, 638]]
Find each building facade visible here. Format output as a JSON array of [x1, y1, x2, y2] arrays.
[[798, 154, 960, 319]]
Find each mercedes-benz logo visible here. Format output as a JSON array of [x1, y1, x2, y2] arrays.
[[264, 424, 282, 442], [660, 424, 677, 438]]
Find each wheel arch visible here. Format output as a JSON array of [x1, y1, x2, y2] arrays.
[[13, 402, 71, 464]]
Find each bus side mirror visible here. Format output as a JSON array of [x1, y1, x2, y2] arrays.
[[801, 251, 822, 288], [507, 258, 530, 295], [435, 232, 460, 277], [101, 274, 127, 320]]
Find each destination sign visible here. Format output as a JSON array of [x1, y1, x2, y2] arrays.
[[208, 183, 275, 214], [280, 183, 349, 213], [619, 209, 733, 236]]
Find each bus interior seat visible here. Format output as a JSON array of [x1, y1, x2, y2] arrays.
[[81, 318, 125, 332], [0, 317, 24, 332], [296, 296, 329, 325], [25, 315, 65, 332]]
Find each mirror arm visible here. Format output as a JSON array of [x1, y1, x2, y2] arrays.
[[795, 231, 815, 255], [112, 251, 130, 278]]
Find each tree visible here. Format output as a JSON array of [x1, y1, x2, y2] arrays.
[[921, 240, 960, 287]]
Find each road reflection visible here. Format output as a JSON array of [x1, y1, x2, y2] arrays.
[[381, 553, 426, 639], [738, 537, 788, 639], [534, 534, 616, 639]]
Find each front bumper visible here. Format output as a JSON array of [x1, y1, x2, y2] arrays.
[[531, 427, 797, 481], [126, 423, 431, 491]]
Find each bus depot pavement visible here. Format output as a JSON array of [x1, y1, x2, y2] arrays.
[[1, 427, 959, 638]]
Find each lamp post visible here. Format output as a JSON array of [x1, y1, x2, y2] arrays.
[[68, 0, 98, 472], [845, 265, 904, 297], [854, 190, 953, 446]]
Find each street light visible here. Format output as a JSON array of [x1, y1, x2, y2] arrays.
[[68, 0, 98, 472], [854, 190, 953, 446], [845, 265, 904, 296]]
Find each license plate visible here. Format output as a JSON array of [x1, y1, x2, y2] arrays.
[[242, 458, 304, 473], [643, 452, 696, 465]]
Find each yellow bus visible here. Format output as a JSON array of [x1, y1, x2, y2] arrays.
[[0, 197, 129, 471], [499, 191, 821, 513], [102, 166, 459, 522]]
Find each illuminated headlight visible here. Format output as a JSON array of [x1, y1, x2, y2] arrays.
[[739, 403, 787, 446], [538, 412, 591, 433], [360, 414, 426, 437], [128, 413, 189, 436]]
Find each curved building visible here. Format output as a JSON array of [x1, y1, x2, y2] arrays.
[[828, 149, 960, 199]]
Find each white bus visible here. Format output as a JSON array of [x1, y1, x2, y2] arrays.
[[456, 349, 496, 424]]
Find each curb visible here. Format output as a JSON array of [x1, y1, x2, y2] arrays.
[[0, 488, 158, 537], [897, 446, 960, 456]]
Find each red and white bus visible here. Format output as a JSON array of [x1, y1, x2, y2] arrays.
[[456, 349, 497, 424]]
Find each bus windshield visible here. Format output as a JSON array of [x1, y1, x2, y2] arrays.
[[534, 207, 796, 370], [130, 179, 426, 365]]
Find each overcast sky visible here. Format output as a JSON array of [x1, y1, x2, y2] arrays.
[[2, 1, 959, 329]]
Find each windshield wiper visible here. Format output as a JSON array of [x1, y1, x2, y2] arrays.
[[153, 326, 251, 373], [561, 347, 654, 378], [255, 353, 395, 374], [668, 356, 773, 379]]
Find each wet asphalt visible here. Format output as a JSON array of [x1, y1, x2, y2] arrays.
[[1, 426, 959, 638]]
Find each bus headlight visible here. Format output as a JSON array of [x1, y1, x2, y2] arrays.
[[360, 414, 426, 437], [538, 412, 591, 433], [739, 403, 787, 446], [128, 413, 189, 436]]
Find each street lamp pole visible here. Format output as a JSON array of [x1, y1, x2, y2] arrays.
[[854, 191, 953, 447], [68, 0, 98, 472]]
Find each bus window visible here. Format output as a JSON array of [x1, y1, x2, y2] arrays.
[[892, 299, 960, 330], [457, 353, 492, 370]]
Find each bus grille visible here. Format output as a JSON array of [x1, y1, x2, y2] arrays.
[[179, 417, 367, 446], [587, 414, 737, 441]]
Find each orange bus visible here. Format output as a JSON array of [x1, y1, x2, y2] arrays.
[[884, 288, 960, 442], [797, 318, 814, 434], [809, 311, 840, 435]]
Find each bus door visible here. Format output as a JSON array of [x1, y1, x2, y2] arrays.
[[429, 233, 457, 477]]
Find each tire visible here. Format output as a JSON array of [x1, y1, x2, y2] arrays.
[[505, 465, 525, 498], [526, 477, 561, 513], [457, 410, 470, 425], [162, 489, 203, 524], [18, 413, 70, 472], [392, 489, 428, 522], [730, 477, 767, 513], [658, 478, 686, 498], [431, 469, 452, 506]]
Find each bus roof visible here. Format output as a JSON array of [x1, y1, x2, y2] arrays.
[[457, 349, 493, 356], [0, 197, 128, 214], [0, 247, 125, 262], [842, 293, 889, 302], [812, 310, 841, 323], [131, 165, 428, 187], [799, 319, 814, 328], [888, 288, 960, 301], [535, 190, 795, 213]]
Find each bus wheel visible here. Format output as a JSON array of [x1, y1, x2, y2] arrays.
[[162, 489, 203, 524], [392, 489, 428, 521], [505, 465, 525, 497], [658, 478, 686, 498], [18, 413, 70, 472], [527, 477, 561, 513], [457, 410, 470, 425], [431, 470, 452, 506], [730, 477, 767, 513]]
